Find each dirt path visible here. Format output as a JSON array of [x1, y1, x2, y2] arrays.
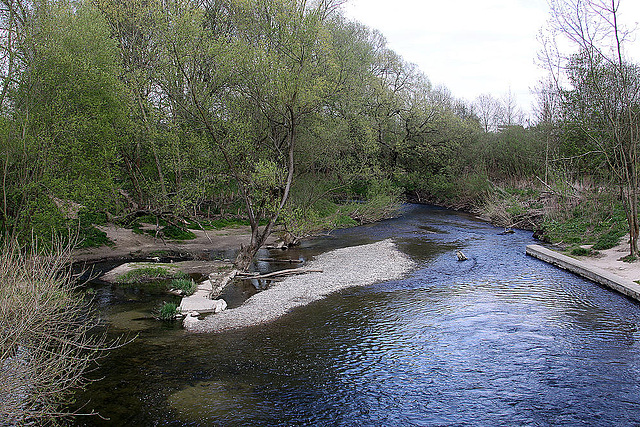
[[575, 235, 640, 283]]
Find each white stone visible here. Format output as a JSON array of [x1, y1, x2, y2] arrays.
[[213, 299, 227, 313], [199, 280, 213, 291], [183, 315, 201, 329]]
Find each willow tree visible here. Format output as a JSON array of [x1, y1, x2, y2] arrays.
[[161, 0, 345, 270], [545, 0, 640, 257]]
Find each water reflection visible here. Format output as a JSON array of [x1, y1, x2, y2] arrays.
[[73, 205, 640, 426]]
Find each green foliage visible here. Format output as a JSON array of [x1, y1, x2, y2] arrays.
[[592, 231, 625, 251], [283, 177, 401, 236], [115, 267, 186, 285], [571, 247, 592, 256], [170, 278, 197, 296], [162, 225, 196, 241], [78, 209, 108, 227], [78, 226, 112, 248], [186, 217, 264, 230], [76, 209, 113, 248], [137, 215, 168, 226], [157, 302, 179, 321], [542, 192, 627, 248]]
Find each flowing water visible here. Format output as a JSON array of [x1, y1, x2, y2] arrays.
[[74, 205, 640, 426]]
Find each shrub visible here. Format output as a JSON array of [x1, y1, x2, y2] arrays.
[[0, 238, 122, 424], [77, 225, 112, 248], [158, 302, 179, 321], [162, 225, 196, 241]]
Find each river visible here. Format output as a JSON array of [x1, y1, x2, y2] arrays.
[[73, 204, 640, 426]]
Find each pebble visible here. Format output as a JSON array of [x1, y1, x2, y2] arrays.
[[186, 239, 414, 333]]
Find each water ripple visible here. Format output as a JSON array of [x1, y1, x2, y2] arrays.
[[74, 205, 640, 426]]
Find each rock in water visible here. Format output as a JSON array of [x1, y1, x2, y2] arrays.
[[456, 250, 468, 261]]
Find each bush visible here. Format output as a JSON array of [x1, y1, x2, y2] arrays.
[[77, 225, 112, 248], [162, 225, 196, 241], [0, 238, 122, 424]]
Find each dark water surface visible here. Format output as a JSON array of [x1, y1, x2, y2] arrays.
[[74, 205, 640, 426]]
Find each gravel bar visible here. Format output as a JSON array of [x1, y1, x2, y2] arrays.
[[185, 239, 414, 333]]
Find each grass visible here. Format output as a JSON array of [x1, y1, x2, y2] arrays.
[[284, 186, 401, 237], [571, 247, 592, 256], [115, 266, 187, 285], [77, 225, 113, 248], [541, 191, 627, 249], [170, 278, 197, 296], [592, 231, 626, 250], [162, 225, 196, 240], [76, 209, 113, 248], [157, 302, 179, 321], [129, 222, 197, 241]]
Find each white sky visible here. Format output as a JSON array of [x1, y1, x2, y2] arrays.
[[342, 0, 640, 118]]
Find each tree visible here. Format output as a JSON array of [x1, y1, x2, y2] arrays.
[[1, 0, 129, 239], [160, 0, 346, 270], [474, 93, 504, 133], [544, 0, 640, 256]]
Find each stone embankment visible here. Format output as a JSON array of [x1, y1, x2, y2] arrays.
[[185, 239, 415, 333], [526, 244, 640, 302]]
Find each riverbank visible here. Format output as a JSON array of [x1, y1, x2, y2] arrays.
[[72, 224, 277, 263], [184, 239, 415, 333], [571, 236, 640, 284], [527, 236, 640, 302]]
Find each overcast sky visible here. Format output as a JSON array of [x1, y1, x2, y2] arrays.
[[342, 0, 640, 118]]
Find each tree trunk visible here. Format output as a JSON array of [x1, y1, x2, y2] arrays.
[[234, 243, 257, 272], [629, 184, 639, 258]]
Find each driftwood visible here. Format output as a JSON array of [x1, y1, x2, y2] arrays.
[[258, 258, 303, 264], [209, 269, 238, 299], [238, 267, 323, 281]]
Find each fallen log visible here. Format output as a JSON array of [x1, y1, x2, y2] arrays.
[[237, 267, 323, 280], [209, 269, 238, 299], [258, 258, 303, 264]]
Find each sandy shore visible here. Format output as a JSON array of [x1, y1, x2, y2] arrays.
[[185, 239, 415, 333], [576, 235, 640, 283]]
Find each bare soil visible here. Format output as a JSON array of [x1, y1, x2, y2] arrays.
[[72, 224, 277, 263]]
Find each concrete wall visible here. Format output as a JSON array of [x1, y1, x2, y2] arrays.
[[526, 244, 640, 302]]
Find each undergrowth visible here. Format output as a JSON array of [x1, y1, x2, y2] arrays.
[[170, 278, 197, 296], [115, 266, 188, 285], [542, 191, 626, 249], [157, 302, 179, 321]]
